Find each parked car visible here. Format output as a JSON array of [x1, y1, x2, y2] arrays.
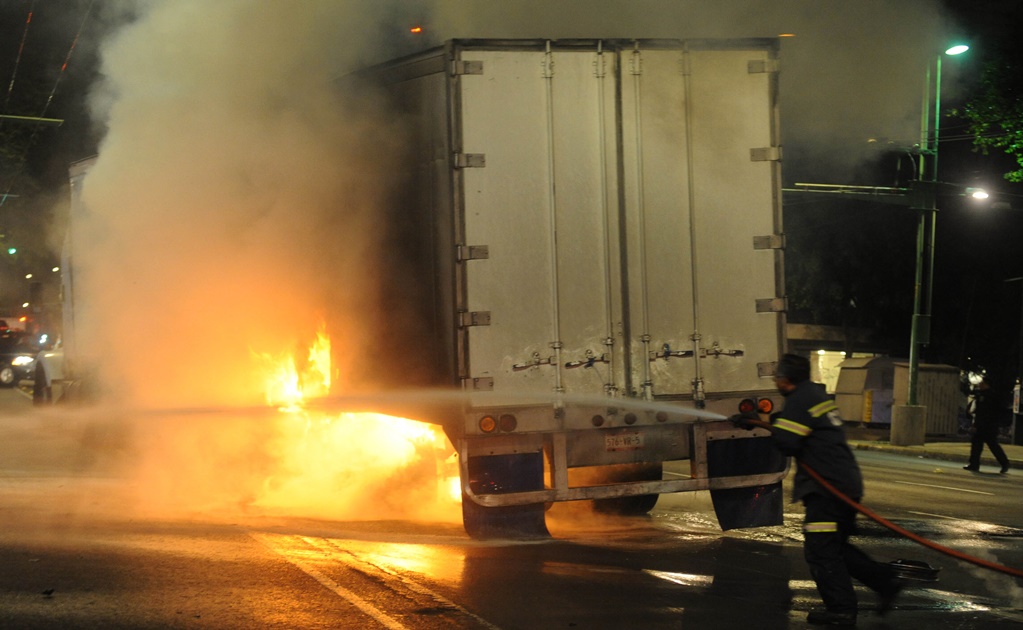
[[0, 331, 43, 387]]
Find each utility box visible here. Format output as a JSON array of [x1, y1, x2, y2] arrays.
[[835, 356, 897, 426], [893, 362, 961, 436], [836, 358, 960, 435]]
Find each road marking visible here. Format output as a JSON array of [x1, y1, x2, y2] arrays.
[[308, 537, 503, 630], [251, 533, 407, 630], [891, 480, 994, 495], [906, 510, 962, 520]]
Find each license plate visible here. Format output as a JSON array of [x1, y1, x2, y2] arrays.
[[605, 433, 643, 451]]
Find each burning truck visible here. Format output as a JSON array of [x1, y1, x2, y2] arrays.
[[44, 38, 789, 540], [336, 38, 791, 538]]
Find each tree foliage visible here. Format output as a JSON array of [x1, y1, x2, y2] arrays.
[[953, 51, 1023, 182]]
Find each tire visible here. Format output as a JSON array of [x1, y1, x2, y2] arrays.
[[0, 365, 15, 387], [589, 463, 663, 515]]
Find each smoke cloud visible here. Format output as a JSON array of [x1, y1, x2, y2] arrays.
[[77, 0, 957, 409], [53, 1, 961, 522]]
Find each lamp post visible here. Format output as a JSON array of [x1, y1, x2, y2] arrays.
[[891, 44, 969, 445]]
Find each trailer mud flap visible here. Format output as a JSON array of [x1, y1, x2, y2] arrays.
[[707, 437, 786, 530], [462, 452, 550, 540]]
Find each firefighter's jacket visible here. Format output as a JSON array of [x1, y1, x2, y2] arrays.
[[770, 380, 864, 503]]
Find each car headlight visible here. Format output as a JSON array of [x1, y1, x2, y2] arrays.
[[12, 356, 34, 367]]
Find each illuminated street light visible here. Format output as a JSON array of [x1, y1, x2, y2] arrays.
[[895, 42, 970, 445], [966, 187, 990, 200]]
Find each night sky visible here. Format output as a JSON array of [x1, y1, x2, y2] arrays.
[[1, 0, 1022, 382]]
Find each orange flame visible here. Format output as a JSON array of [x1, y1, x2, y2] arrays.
[[253, 327, 461, 520]]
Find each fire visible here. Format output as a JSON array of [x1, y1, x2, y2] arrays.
[[253, 328, 462, 520], [255, 327, 331, 410]]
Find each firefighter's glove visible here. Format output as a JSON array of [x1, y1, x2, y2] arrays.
[[729, 411, 760, 430]]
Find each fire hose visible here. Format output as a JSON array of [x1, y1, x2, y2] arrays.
[[800, 462, 1023, 580]]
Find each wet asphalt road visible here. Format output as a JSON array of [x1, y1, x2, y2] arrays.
[[0, 387, 1021, 629]]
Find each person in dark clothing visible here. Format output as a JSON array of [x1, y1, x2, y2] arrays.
[[963, 375, 1010, 474], [733, 354, 901, 626]]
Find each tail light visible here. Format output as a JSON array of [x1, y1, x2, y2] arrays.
[[757, 398, 774, 414], [738, 398, 758, 414], [478, 415, 497, 433], [498, 414, 517, 432]]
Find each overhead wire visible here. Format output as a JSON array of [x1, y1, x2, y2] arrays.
[[37, 0, 94, 121], [1, 1, 37, 209], [1, 0, 95, 208], [2, 1, 35, 114]]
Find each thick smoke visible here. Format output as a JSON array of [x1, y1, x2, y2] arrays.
[[61, 1, 960, 522], [79, 1, 408, 407], [78, 0, 955, 409]]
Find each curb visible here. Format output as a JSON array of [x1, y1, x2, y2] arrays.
[[848, 441, 1017, 471]]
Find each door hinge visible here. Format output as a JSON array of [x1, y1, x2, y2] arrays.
[[457, 244, 489, 262], [753, 234, 785, 250], [629, 48, 642, 76], [465, 376, 494, 391], [755, 297, 787, 313], [750, 146, 782, 162], [458, 311, 491, 327], [679, 51, 691, 76], [452, 60, 483, 76], [454, 153, 486, 168]]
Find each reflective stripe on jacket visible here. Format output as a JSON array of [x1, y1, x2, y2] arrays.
[[771, 380, 864, 503]]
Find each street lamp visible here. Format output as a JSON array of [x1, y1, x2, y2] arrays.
[[896, 43, 969, 444], [781, 44, 974, 445]]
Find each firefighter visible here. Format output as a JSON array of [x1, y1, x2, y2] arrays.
[[733, 354, 901, 626]]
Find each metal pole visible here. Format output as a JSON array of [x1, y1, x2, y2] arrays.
[[908, 55, 941, 406], [926, 56, 941, 319], [908, 212, 925, 405]]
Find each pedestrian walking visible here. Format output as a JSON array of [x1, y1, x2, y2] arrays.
[[732, 353, 902, 626], [963, 374, 1011, 474]]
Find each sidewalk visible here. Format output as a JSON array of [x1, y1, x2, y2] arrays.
[[846, 426, 1023, 471]]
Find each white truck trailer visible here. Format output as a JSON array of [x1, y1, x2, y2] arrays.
[[348, 38, 789, 538]]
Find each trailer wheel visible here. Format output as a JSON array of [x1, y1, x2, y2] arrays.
[[591, 463, 662, 515], [461, 452, 549, 540]]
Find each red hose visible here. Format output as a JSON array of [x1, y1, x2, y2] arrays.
[[800, 462, 1023, 580]]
